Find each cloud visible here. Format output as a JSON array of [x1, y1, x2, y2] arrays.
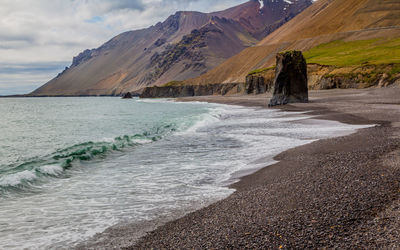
[[107, 0, 145, 11], [0, 0, 248, 95], [0, 62, 69, 95]]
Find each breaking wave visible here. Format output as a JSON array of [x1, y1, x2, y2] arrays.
[[0, 123, 179, 194]]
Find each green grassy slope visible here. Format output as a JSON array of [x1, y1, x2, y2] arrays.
[[247, 38, 400, 78], [244, 38, 400, 89], [303, 38, 400, 66]]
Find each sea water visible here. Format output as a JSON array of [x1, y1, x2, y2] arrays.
[[0, 97, 370, 249]]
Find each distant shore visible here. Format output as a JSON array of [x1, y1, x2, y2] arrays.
[[84, 88, 400, 248]]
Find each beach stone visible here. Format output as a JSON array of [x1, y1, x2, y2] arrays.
[[269, 51, 308, 106], [122, 92, 133, 99]]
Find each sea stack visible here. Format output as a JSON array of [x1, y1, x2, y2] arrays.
[[269, 51, 308, 106]]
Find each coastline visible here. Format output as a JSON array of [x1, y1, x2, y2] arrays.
[[86, 88, 400, 248]]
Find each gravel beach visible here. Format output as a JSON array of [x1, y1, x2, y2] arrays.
[[85, 88, 400, 249]]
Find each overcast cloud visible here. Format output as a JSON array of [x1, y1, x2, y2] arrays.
[[0, 0, 247, 95]]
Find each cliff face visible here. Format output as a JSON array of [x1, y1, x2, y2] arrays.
[[307, 64, 400, 90], [245, 74, 273, 94], [31, 0, 312, 96], [140, 63, 400, 98], [140, 83, 246, 98]]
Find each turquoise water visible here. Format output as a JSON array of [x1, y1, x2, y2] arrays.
[[0, 97, 370, 249], [0, 97, 209, 195]]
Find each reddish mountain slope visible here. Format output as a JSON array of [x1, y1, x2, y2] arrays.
[[186, 0, 400, 85]]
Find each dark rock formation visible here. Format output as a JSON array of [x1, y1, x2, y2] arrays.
[[122, 92, 133, 99], [269, 51, 308, 106], [140, 83, 245, 98], [245, 75, 273, 94]]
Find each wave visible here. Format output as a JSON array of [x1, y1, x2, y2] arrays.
[[0, 123, 179, 195]]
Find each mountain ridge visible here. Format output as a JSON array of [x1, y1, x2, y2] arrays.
[[184, 0, 400, 85], [31, 0, 312, 96]]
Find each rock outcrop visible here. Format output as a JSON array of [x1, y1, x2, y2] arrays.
[[122, 92, 133, 99], [306, 63, 400, 90], [269, 51, 308, 106], [140, 83, 245, 98], [245, 75, 273, 94], [141, 61, 400, 99]]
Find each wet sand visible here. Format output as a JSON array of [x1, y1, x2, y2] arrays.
[[86, 88, 400, 248]]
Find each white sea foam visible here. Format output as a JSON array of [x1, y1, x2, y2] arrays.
[[135, 98, 173, 103], [176, 103, 373, 186], [101, 137, 116, 143], [0, 170, 37, 187], [38, 165, 64, 176], [177, 107, 223, 135], [131, 138, 153, 144]]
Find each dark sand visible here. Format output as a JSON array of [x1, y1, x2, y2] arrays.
[[87, 88, 400, 249]]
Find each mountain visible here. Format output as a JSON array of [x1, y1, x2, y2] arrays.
[[186, 0, 400, 85], [31, 0, 312, 96]]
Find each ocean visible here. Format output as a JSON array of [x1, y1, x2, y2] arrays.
[[0, 97, 370, 249]]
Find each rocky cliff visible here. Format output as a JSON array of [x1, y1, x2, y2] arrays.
[[141, 83, 246, 98], [307, 64, 400, 90], [140, 63, 400, 98]]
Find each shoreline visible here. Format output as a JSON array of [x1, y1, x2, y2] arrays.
[[77, 98, 327, 249], [131, 88, 400, 248], [80, 88, 400, 249]]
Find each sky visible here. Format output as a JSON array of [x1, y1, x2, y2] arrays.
[[0, 0, 249, 95]]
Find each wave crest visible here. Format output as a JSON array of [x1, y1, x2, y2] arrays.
[[0, 123, 178, 193]]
